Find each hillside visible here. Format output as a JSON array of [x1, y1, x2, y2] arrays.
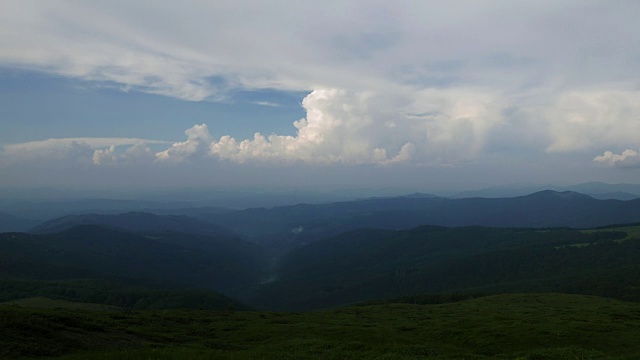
[[2, 293, 640, 359], [200, 190, 640, 248], [31, 212, 234, 237], [453, 181, 640, 199], [0, 225, 267, 295], [5, 216, 640, 312], [252, 225, 640, 310], [0, 198, 233, 221], [4, 191, 640, 312], [0, 211, 38, 233], [3, 192, 640, 358], [0, 277, 250, 311]]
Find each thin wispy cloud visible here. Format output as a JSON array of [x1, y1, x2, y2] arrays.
[[251, 101, 283, 108]]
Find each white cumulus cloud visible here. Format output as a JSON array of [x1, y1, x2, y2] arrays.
[[594, 150, 640, 168], [92, 142, 155, 166], [156, 124, 214, 162], [155, 87, 507, 165]]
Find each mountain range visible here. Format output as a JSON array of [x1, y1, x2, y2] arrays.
[[452, 181, 640, 200], [196, 190, 640, 248], [2, 189, 640, 311]]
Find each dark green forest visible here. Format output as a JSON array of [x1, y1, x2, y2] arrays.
[[3, 191, 640, 358]]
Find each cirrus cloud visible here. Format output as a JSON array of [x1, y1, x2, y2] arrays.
[[2, 1, 639, 99]]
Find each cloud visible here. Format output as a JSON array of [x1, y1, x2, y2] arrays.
[[594, 150, 640, 168], [156, 124, 213, 162], [152, 86, 640, 166], [2, 137, 167, 165], [4, 138, 168, 153], [541, 90, 640, 153], [2, 1, 639, 100], [92, 142, 154, 165], [251, 101, 282, 107], [92, 145, 116, 165], [5, 85, 640, 169], [154, 87, 507, 165], [3, 1, 640, 172]]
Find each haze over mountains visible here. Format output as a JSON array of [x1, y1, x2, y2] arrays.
[[197, 190, 640, 248], [31, 212, 233, 237], [1, 184, 640, 312], [2, 182, 639, 224], [453, 182, 640, 200], [14, 188, 640, 247]]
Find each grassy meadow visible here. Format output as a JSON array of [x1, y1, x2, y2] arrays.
[[583, 224, 640, 243], [3, 293, 640, 359]]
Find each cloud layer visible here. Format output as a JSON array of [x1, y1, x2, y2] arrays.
[[2, 1, 640, 184], [3, 1, 640, 97], [3, 87, 640, 169], [1, 138, 167, 166]]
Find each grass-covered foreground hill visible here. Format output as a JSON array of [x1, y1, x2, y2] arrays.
[[2, 293, 640, 359]]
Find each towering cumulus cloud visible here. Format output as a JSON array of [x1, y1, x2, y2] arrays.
[[156, 124, 214, 162], [156, 87, 504, 165]]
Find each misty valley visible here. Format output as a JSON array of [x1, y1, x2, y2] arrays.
[[3, 189, 640, 359]]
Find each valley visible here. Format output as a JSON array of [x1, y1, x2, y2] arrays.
[[2, 190, 640, 358]]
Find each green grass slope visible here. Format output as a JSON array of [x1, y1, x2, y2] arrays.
[[0, 297, 122, 311], [2, 293, 640, 359], [583, 224, 640, 243], [0, 277, 251, 311]]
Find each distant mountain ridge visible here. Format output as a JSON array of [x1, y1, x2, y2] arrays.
[[16, 190, 640, 250], [31, 212, 234, 236], [3, 191, 640, 311], [200, 190, 640, 247], [453, 182, 640, 200], [0, 211, 39, 233]]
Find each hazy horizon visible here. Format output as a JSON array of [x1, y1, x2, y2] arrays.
[[1, 180, 640, 204]]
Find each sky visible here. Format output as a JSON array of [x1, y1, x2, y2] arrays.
[[1, 1, 640, 194]]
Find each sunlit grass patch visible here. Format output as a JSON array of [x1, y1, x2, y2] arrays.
[[582, 225, 640, 243]]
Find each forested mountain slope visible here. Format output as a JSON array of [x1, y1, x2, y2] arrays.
[[200, 191, 640, 247], [252, 225, 640, 310], [0, 225, 268, 300]]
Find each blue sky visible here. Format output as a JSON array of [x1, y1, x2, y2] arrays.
[[0, 68, 305, 144], [1, 1, 640, 193]]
